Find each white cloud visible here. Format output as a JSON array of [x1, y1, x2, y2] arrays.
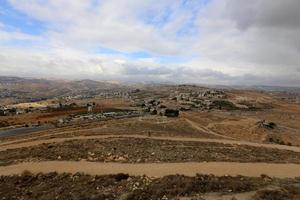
[[1, 0, 300, 86], [190, 0, 300, 81], [8, 0, 185, 54]]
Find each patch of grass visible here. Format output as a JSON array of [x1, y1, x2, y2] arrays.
[[211, 100, 237, 110]]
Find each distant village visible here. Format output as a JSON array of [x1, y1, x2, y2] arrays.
[[132, 88, 229, 117], [2, 86, 298, 130], [0, 87, 230, 119], [0, 90, 131, 117]]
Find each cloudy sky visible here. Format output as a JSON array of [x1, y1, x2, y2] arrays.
[[0, 0, 300, 86]]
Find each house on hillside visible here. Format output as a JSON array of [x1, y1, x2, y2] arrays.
[[159, 108, 179, 117], [87, 103, 93, 112]]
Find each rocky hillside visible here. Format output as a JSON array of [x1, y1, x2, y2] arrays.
[[0, 76, 125, 101]]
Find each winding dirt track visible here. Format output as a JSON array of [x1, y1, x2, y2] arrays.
[[0, 161, 299, 178], [1, 134, 300, 153], [184, 118, 234, 139]]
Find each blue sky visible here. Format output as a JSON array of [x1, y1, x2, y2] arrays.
[[0, 1, 45, 35], [0, 0, 198, 65], [0, 0, 299, 86]]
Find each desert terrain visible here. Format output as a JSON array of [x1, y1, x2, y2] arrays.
[[1, 77, 300, 200]]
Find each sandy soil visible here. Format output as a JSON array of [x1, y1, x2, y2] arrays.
[[1, 161, 300, 178]]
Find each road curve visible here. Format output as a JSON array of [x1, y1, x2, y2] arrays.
[[184, 118, 234, 140], [1, 134, 300, 153], [0, 161, 300, 178]]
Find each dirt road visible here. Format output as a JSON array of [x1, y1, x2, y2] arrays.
[[184, 118, 234, 139], [2, 134, 300, 153], [0, 161, 299, 178]]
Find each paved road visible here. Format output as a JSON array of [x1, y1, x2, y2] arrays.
[[0, 125, 53, 138]]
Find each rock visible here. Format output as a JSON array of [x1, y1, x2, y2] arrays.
[[105, 155, 115, 161], [127, 177, 132, 181], [256, 120, 277, 129], [116, 156, 127, 161], [87, 156, 94, 161], [47, 144, 55, 149], [132, 182, 140, 191]]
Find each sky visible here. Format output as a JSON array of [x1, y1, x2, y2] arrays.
[[0, 0, 300, 86]]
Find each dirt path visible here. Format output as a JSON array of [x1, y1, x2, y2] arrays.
[[2, 134, 300, 153], [0, 161, 299, 178], [184, 118, 234, 139]]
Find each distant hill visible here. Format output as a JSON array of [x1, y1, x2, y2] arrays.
[[226, 85, 300, 93], [247, 85, 300, 93], [196, 83, 300, 94], [0, 76, 125, 101]]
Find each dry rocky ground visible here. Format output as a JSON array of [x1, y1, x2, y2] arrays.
[[1, 172, 300, 200], [1, 137, 300, 166], [0, 116, 217, 144], [1, 89, 300, 199]]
